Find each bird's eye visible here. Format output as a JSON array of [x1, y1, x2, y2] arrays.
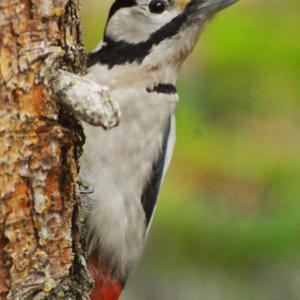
[[148, 0, 166, 14]]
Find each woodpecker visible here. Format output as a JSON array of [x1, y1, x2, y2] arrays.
[[79, 0, 237, 299]]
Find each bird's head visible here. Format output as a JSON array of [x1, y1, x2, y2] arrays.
[[87, 0, 238, 88], [94, 0, 237, 71]]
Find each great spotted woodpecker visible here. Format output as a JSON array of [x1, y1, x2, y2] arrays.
[[79, 0, 237, 299]]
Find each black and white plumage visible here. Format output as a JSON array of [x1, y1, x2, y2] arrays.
[[79, 0, 237, 286]]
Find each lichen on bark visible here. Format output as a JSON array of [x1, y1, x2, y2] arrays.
[[0, 0, 92, 299]]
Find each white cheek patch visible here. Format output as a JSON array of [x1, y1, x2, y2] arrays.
[[106, 7, 181, 44]]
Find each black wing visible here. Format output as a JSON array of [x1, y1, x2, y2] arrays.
[[141, 118, 171, 227]]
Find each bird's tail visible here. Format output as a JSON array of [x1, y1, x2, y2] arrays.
[[88, 256, 123, 300]]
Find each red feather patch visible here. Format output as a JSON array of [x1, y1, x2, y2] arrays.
[[88, 257, 123, 300]]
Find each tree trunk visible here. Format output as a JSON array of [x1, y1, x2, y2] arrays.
[[0, 1, 93, 299]]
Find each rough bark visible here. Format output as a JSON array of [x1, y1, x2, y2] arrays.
[[0, 1, 101, 299]]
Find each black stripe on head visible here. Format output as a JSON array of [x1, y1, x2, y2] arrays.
[[88, 3, 194, 68], [108, 0, 137, 21]]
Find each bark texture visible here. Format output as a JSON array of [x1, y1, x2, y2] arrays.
[[0, 1, 92, 299]]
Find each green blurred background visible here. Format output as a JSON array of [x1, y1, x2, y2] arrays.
[[81, 1, 300, 299]]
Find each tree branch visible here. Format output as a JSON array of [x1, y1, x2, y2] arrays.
[[0, 1, 100, 299]]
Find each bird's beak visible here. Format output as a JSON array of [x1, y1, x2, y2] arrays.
[[198, 0, 238, 14], [186, 0, 238, 21]]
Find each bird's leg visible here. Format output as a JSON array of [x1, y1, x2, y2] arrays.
[[78, 177, 95, 195]]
